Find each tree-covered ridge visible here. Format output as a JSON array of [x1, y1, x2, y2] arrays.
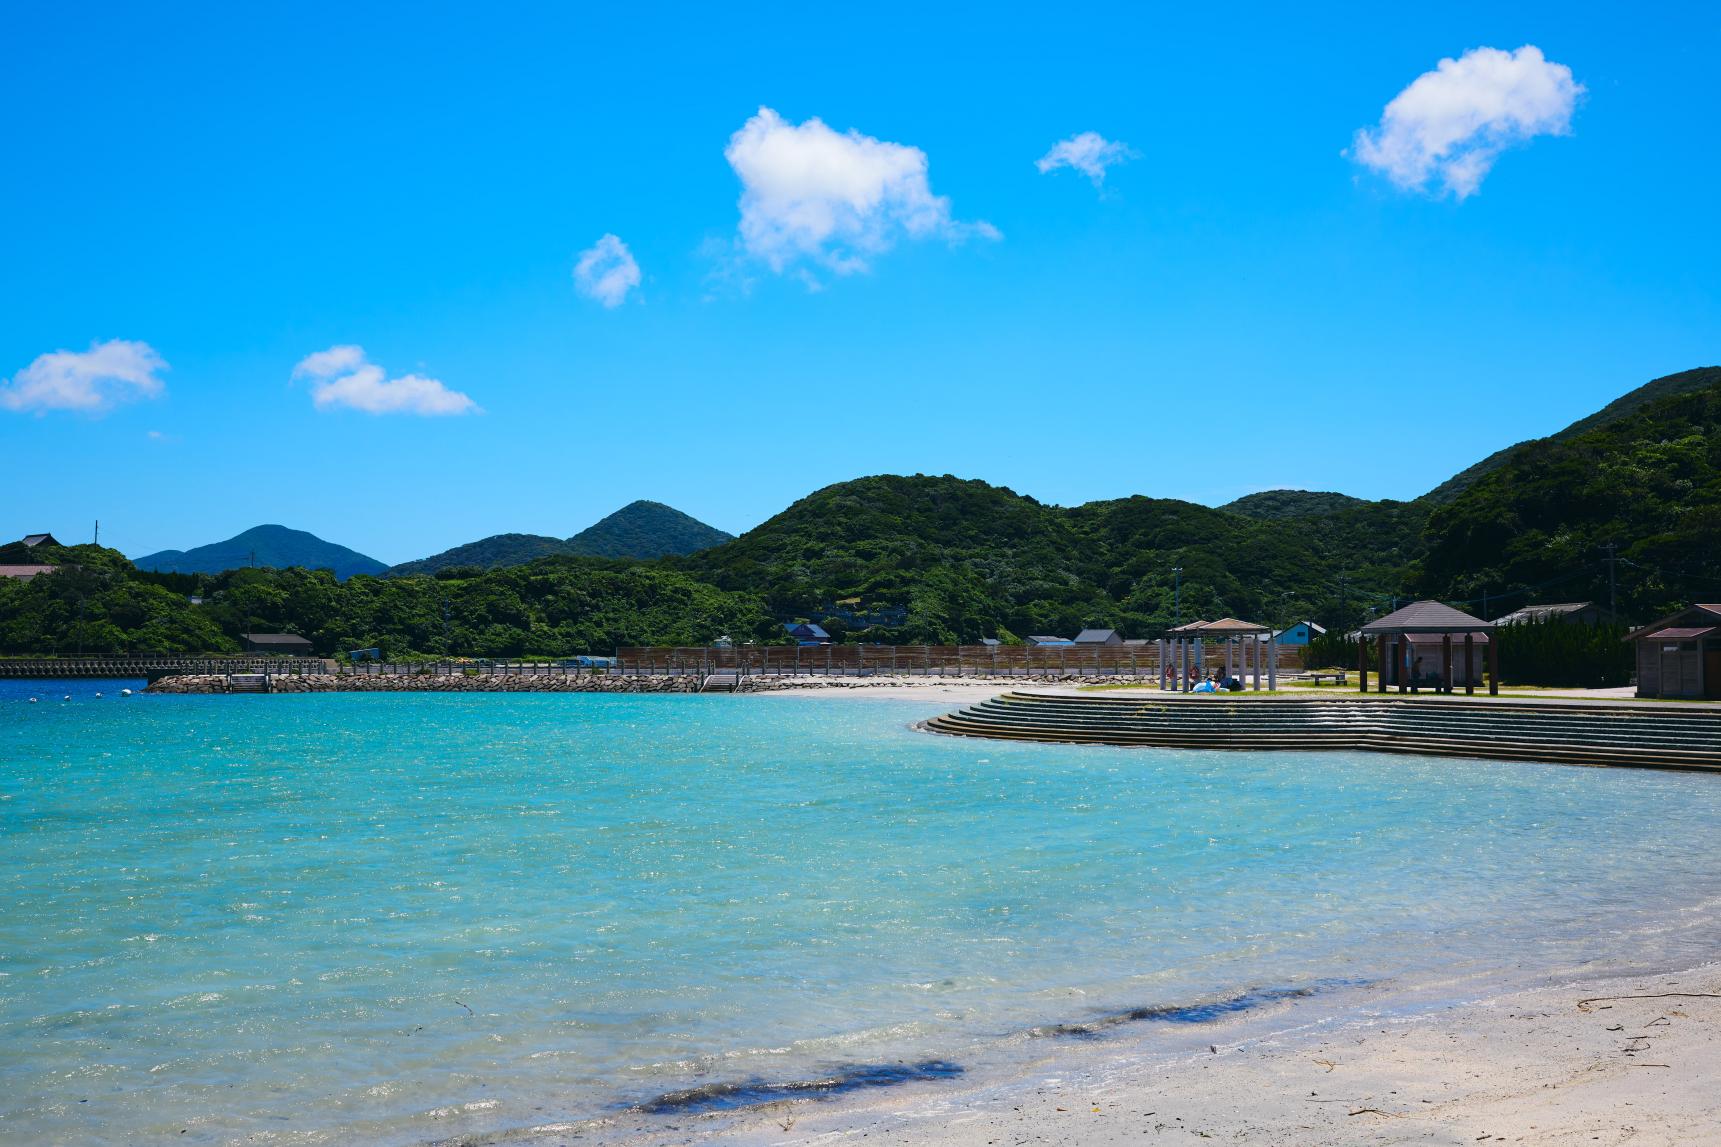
[[131, 524, 389, 579], [1415, 379, 1721, 619], [673, 475, 1423, 642], [4, 366, 1718, 656], [566, 500, 734, 559], [1421, 365, 1721, 504], [1218, 490, 1370, 519], [388, 501, 734, 575], [385, 533, 573, 576]]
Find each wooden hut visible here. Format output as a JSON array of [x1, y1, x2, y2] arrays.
[[1625, 604, 1721, 700], [241, 633, 314, 655]]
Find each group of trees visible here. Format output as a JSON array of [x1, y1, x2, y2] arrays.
[[0, 545, 777, 658]]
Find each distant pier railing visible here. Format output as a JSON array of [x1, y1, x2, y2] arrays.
[[0, 656, 334, 679], [613, 644, 1303, 678]]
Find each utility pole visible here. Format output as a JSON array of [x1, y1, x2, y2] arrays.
[[1172, 566, 1183, 627], [1605, 542, 1618, 620], [93, 519, 99, 546]]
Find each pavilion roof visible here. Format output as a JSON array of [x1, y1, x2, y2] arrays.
[[1623, 603, 1721, 642], [1196, 617, 1271, 635], [1358, 600, 1491, 634], [1165, 620, 1210, 634]]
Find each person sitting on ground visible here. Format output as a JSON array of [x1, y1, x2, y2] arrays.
[[1192, 675, 1219, 693]]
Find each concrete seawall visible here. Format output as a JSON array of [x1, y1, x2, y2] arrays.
[[924, 691, 1721, 772]]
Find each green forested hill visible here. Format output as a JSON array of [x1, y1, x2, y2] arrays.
[[132, 524, 388, 579], [389, 501, 734, 575], [1219, 490, 1369, 519], [566, 501, 734, 558], [1415, 379, 1721, 617], [1422, 365, 1721, 504], [386, 533, 574, 576], [675, 475, 1419, 642]]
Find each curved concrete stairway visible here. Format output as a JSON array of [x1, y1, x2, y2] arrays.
[[922, 692, 1721, 771]]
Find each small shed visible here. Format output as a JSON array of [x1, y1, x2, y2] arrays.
[[1025, 635, 1074, 647], [242, 633, 315, 655], [20, 533, 62, 549], [1271, 621, 1327, 646], [1074, 628, 1123, 645], [1624, 605, 1721, 700], [784, 622, 830, 645], [1492, 602, 1612, 627]]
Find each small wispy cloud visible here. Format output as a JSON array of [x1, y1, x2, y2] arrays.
[[1036, 132, 1136, 187], [574, 234, 642, 307], [292, 345, 479, 416], [0, 339, 167, 415], [1351, 45, 1582, 199], [722, 106, 997, 284]]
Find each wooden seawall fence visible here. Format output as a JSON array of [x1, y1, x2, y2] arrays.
[[614, 644, 1304, 677], [0, 656, 333, 680]]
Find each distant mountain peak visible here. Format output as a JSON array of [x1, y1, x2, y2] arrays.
[[387, 501, 733, 575], [1219, 490, 1368, 519], [132, 525, 387, 580]]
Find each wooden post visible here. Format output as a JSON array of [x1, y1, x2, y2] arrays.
[[1179, 638, 1188, 691], [1488, 632, 1499, 695], [1463, 634, 1474, 695], [1396, 638, 1408, 694], [1357, 634, 1368, 692], [1441, 634, 1453, 694], [1377, 633, 1388, 693], [1268, 633, 1277, 691]]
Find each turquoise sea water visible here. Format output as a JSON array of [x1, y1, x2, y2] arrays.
[[5, 681, 1721, 1145]]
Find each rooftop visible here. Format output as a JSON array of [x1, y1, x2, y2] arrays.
[[1359, 600, 1492, 634]]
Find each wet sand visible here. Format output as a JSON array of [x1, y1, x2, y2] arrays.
[[591, 962, 1721, 1146]]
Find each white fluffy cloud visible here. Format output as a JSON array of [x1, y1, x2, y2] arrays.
[[293, 345, 479, 416], [0, 339, 167, 414], [1352, 45, 1582, 198], [723, 106, 998, 277], [574, 234, 641, 307], [1036, 132, 1135, 186]]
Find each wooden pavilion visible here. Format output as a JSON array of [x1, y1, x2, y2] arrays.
[[1160, 618, 1278, 691], [1357, 601, 1495, 695]]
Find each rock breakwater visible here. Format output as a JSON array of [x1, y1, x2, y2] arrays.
[[146, 673, 1160, 695]]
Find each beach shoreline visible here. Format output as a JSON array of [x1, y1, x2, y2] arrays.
[[564, 959, 1721, 1147]]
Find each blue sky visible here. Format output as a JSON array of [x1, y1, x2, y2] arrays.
[[3, 2, 1716, 564]]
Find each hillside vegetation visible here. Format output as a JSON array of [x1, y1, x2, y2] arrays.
[[389, 501, 733, 575], [5, 366, 1717, 657]]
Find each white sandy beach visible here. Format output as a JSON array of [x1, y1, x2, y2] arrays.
[[594, 963, 1721, 1146]]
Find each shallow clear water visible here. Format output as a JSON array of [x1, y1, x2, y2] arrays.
[[4, 682, 1721, 1144]]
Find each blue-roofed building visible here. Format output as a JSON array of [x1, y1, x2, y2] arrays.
[[785, 622, 831, 644], [1271, 621, 1327, 646]]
